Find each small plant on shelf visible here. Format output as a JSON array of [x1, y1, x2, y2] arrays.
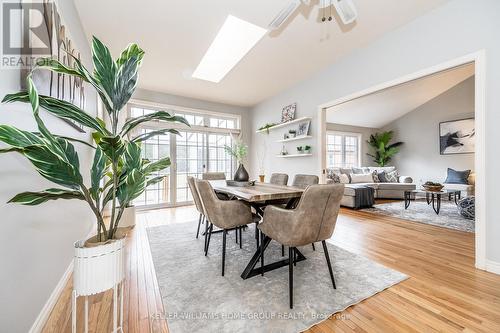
[[258, 123, 277, 134], [304, 145, 312, 154], [296, 146, 303, 153]]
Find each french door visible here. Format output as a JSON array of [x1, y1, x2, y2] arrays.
[[133, 128, 235, 208]]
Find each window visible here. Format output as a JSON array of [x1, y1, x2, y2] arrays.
[[326, 132, 361, 168], [129, 103, 240, 208]]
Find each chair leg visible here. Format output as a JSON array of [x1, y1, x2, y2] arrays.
[[239, 226, 242, 249], [203, 219, 209, 252], [289, 247, 294, 309], [222, 230, 227, 276], [322, 240, 337, 289], [311, 242, 316, 251], [294, 247, 297, 266], [196, 213, 202, 239], [255, 223, 260, 249], [235, 227, 238, 244], [205, 224, 213, 256], [260, 231, 264, 276], [281, 245, 285, 257]]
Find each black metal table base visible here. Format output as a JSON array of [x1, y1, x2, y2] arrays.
[[240, 235, 306, 279]]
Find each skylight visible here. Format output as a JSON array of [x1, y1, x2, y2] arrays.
[[192, 15, 267, 83]]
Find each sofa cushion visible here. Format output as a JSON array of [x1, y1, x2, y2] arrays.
[[444, 168, 471, 184], [385, 170, 399, 183], [350, 173, 375, 183], [367, 166, 396, 174], [376, 183, 416, 191], [352, 167, 369, 174]]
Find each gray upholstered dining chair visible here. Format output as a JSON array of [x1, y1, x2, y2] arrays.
[[202, 172, 226, 180], [187, 176, 205, 239], [292, 174, 319, 189], [195, 179, 257, 276], [270, 173, 289, 186], [258, 184, 344, 308]]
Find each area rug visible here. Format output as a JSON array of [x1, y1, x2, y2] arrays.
[[146, 222, 407, 333], [364, 200, 474, 232]]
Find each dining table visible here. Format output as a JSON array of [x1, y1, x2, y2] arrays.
[[209, 180, 307, 279]]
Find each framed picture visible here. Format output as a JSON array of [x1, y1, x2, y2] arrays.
[[281, 103, 296, 123], [297, 120, 310, 136], [439, 118, 475, 155]]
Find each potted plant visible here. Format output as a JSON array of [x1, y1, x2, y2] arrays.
[[304, 145, 312, 154], [258, 123, 277, 134], [367, 131, 403, 166], [289, 129, 297, 138], [0, 37, 188, 296], [296, 146, 304, 154], [224, 139, 249, 181]]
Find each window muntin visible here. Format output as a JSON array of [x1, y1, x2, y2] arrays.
[[326, 132, 361, 168]]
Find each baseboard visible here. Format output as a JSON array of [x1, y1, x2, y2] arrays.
[[485, 260, 500, 275], [28, 260, 74, 333]]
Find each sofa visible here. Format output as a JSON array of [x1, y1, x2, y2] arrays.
[[326, 166, 416, 208], [443, 172, 475, 197]]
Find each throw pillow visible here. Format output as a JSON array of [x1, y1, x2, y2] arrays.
[[350, 173, 374, 183], [444, 168, 471, 184], [339, 174, 350, 184], [331, 173, 341, 183], [385, 170, 399, 183], [352, 167, 369, 174], [377, 171, 387, 182]]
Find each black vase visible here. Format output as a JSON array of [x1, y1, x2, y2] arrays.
[[234, 163, 249, 182]]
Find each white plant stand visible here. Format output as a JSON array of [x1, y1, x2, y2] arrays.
[[73, 237, 126, 333]]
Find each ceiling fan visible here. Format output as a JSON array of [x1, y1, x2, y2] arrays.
[[268, 0, 358, 30]]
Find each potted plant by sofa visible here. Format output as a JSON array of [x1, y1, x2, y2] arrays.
[[0, 37, 188, 300], [224, 139, 249, 181], [367, 131, 403, 166]]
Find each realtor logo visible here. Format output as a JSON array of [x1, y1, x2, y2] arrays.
[[1, 0, 52, 68]]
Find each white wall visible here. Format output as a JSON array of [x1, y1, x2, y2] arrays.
[[326, 123, 379, 167], [384, 77, 475, 185], [0, 1, 96, 332], [250, 0, 500, 263]]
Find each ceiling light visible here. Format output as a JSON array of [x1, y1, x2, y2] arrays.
[[192, 15, 267, 83]]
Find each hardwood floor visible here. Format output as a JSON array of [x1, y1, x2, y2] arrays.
[[43, 205, 500, 332]]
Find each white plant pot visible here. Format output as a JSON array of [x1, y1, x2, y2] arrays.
[[120, 206, 136, 228], [73, 237, 126, 296]]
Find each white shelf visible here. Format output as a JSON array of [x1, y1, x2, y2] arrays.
[[276, 135, 313, 143], [256, 117, 312, 133], [276, 153, 312, 158]]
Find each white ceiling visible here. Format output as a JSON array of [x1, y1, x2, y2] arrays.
[[326, 63, 475, 128], [73, 0, 449, 107]]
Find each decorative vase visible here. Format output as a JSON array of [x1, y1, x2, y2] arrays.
[[234, 163, 249, 182], [120, 206, 136, 228], [259, 175, 265, 182]]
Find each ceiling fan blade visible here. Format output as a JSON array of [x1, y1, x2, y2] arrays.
[[268, 0, 301, 30], [332, 0, 358, 24]]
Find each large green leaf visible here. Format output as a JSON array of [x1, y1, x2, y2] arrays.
[[35, 58, 88, 81], [8, 188, 84, 205], [22, 145, 83, 189], [116, 43, 145, 67], [143, 157, 171, 175], [3, 92, 109, 135], [92, 36, 116, 105], [56, 138, 80, 171], [112, 56, 139, 113], [117, 169, 146, 205], [0, 125, 43, 147], [146, 175, 166, 187], [121, 111, 189, 136], [131, 128, 180, 143], [90, 147, 107, 200], [123, 142, 142, 171], [98, 136, 125, 163]]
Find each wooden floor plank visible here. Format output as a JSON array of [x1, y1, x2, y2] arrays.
[[42, 205, 500, 332]]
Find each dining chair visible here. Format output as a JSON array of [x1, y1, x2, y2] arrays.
[[195, 179, 258, 276], [202, 172, 226, 180], [187, 176, 205, 239], [292, 174, 319, 189], [270, 173, 289, 186], [258, 184, 344, 308]]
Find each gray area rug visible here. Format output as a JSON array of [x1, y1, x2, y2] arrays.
[[364, 199, 475, 232], [147, 222, 407, 333]]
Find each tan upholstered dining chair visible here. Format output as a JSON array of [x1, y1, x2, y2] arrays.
[[270, 173, 289, 186], [202, 172, 226, 180], [195, 179, 258, 276], [258, 184, 344, 308], [187, 176, 205, 239]]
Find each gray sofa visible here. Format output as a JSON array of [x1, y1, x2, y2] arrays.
[[326, 167, 416, 208]]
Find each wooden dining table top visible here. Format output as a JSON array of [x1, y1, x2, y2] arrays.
[[209, 180, 304, 202]]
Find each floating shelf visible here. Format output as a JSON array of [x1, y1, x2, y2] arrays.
[[276, 153, 312, 158], [276, 135, 313, 143], [256, 117, 312, 133]]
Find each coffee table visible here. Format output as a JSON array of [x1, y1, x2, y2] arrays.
[[404, 189, 461, 215]]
